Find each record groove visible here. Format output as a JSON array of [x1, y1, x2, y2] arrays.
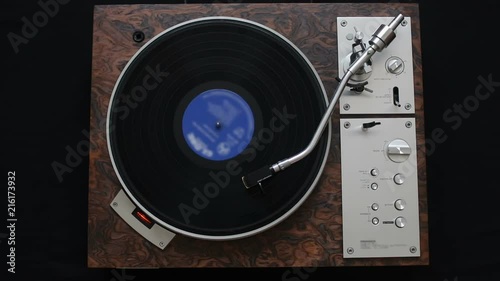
[[107, 17, 331, 239]]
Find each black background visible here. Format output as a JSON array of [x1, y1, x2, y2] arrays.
[[2, 0, 499, 280]]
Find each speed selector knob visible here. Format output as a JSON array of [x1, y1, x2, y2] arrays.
[[387, 139, 411, 163]]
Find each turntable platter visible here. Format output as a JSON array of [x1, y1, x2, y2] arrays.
[[106, 17, 331, 240]]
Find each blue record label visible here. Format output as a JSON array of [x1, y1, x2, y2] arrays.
[[182, 89, 255, 161]]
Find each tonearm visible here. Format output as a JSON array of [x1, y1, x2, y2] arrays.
[[242, 14, 405, 189]]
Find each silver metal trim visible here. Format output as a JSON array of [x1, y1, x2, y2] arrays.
[[110, 189, 176, 249]]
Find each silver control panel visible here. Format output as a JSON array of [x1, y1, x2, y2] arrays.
[[337, 17, 415, 114], [338, 16, 420, 258], [340, 118, 420, 258]]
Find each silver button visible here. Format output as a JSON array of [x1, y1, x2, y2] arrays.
[[370, 168, 379, 176], [394, 173, 405, 185], [395, 216, 407, 228], [371, 183, 378, 190], [394, 199, 406, 210], [371, 203, 379, 211], [372, 217, 379, 225]]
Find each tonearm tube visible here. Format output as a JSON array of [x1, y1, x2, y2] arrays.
[[242, 14, 405, 189]]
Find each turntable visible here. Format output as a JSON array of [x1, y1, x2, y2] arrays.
[[88, 3, 428, 268]]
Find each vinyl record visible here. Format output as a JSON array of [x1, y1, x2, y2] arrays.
[[107, 17, 331, 240]]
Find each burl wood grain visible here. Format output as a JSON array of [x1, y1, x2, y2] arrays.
[[88, 3, 428, 268]]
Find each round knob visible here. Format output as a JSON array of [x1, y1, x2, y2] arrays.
[[387, 139, 411, 163], [394, 199, 406, 210], [385, 56, 404, 74], [395, 216, 407, 228], [393, 173, 405, 185]]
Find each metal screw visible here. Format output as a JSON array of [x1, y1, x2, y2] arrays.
[[340, 20, 347, 27], [347, 247, 354, 254], [343, 103, 350, 111], [404, 103, 412, 110], [159, 241, 165, 247], [132, 30, 145, 43], [401, 20, 408, 27], [344, 121, 351, 129], [405, 121, 412, 128], [410, 246, 417, 253], [112, 202, 118, 207]]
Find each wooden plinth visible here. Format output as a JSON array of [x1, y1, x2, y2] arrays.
[[88, 3, 428, 268]]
